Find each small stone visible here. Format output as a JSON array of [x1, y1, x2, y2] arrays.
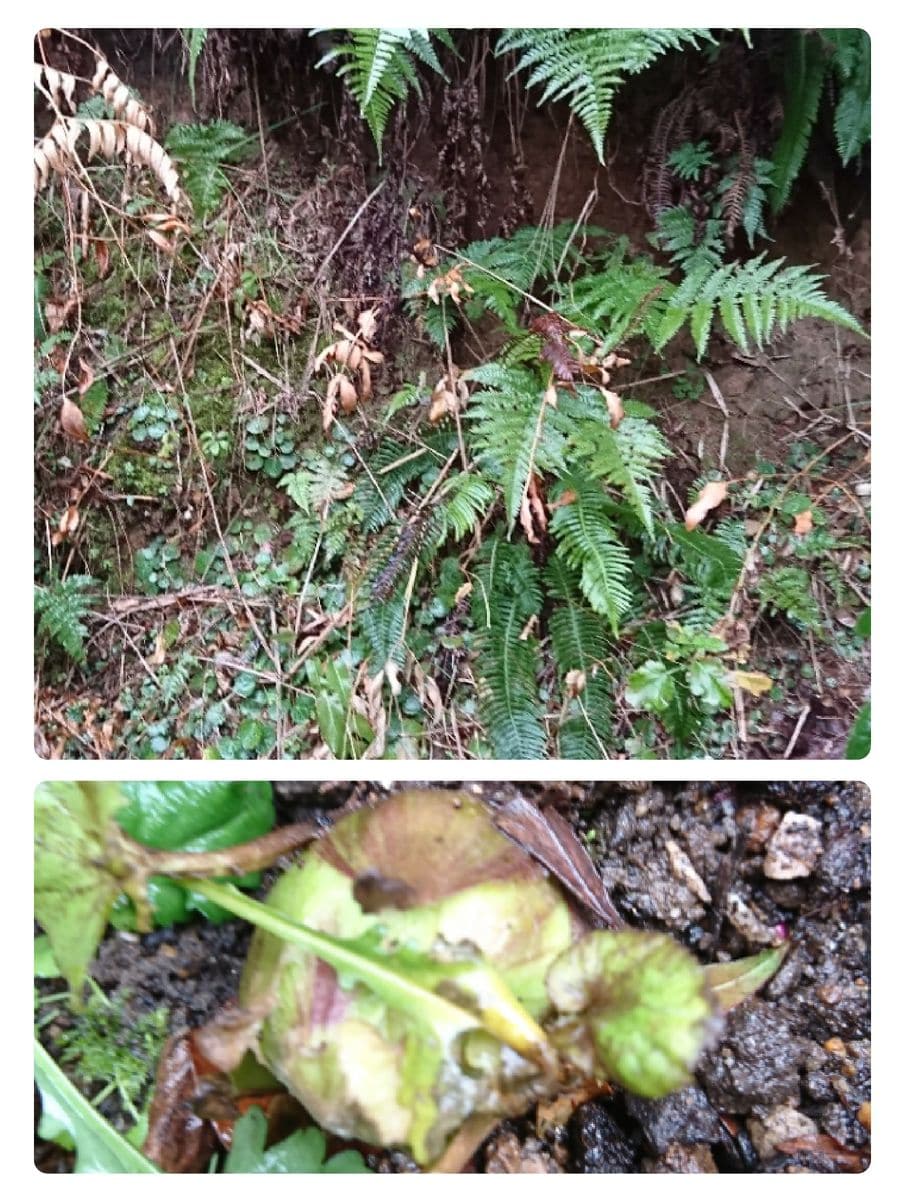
[[764, 812, 823, 879], [725, 891, 778, 944], [484, 1132, 561, 1173], [857, 1102, 871, 1131], [646, 1143, 719, 1173], [747, 1105, 818, 1160], [665, 839, 712, 903]]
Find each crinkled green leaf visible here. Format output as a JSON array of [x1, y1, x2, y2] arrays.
[[545, 930, 713, 1098], [34, 782, 129, 997], [625, 659, 675, 714], [34, 1040, 159, 1173], [200, 792, 575, 1164], [224, 1106, 369, 1173]]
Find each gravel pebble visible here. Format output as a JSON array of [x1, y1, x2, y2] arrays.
[[764, 812, 823, 879]]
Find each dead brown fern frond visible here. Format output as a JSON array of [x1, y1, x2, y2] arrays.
[[33, 118, 189, 212], [720, 114, 754, 245], [33, 62, 80, 113], [90, 58, 154, 133]]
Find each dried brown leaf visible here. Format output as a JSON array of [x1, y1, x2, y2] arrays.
[[357, 308, 378, 343], [684, 480, 729, 531], [600, 386, 624, 429], [494, 797, 623, 928], [337, 375, 358, 413], [793, 509, 814, 536], [76, 358, 94, 396], [60, 397, 89, 443]]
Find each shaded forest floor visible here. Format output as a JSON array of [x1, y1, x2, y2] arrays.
[[34, 30, 870, 759]]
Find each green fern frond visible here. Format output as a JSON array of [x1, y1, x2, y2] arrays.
[[316, 29, 450, 160], [439, 472, 494, 540], [560, 249, 671, 352], [825, 29, 870, 163], [556, 393, 669, 535], [471, 539, 545, 758], [770, 31, 826, 214], [497, 28, 714, 162], [546, 555, 614, 757], [183, 28, 207, 110], [360, 594, 407, 672], [467, 363, 566, 529], [657, 252, 865, 357], [165, 120, 256, 219], [35, 575, 96, 663], [549, 478, 632, 636]]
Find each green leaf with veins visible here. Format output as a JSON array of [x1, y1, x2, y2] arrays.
[[224, 1106, 370, 1173], [545, 930, 713, 1097], [34, 782, 130, 998]]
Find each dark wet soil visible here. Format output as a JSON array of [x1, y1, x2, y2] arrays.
[[36, 781, 870, 1173]]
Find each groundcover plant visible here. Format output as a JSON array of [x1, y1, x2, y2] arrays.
[[34, 28, 869, 759], [34, 781, 870, 1173]]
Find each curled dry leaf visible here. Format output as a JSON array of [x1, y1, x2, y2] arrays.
[[357, 307, 379, 343], [427, 265, 473, 306], [45, 294, 78, 334], [412, 236, 438, 268], [564, 668, 587, 697], [600, 386, 624, 429], [684, 480, 729, 531], [34, 118, 187, 211], [58, 504, 81, 538], [76, 358, 95, 396], [337, 375, 358, 413], [60, 397, 89, 443], [793, 509, 814, 536]]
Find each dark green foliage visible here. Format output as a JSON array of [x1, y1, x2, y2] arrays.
[[471, 539, 546, 758], [668, 140, 714, 181], [550, 477, 632, 636], [770, 32, 827, 214], [164, 120, 257, 219], [497, 29, 715, 161], [827, 29, 871, 164], [35, 574, 96, 663], [315, 29, 452, 160], [182, 28, 207, 110], [547, 555, 614, 757], [757, 566, 821, 630]]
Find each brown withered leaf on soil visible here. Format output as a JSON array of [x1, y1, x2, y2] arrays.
[[684, 480, 729, 530], [412, 235, 438, 268], [76, 357, 94, 396], [337, 374, 358, 413], [93, 239, 110, 278], [60, 397, 89, 442], [494, 796, 623, 929], [142, 1033, 219, 1172], [793, 509, 814, 535], [45, 294, 78, 334]]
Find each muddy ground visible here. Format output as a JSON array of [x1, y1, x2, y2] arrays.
[[36, 781, 870, 1173]]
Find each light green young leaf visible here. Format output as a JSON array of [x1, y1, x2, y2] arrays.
[[35, 1040, 159, 1173], [545, 930, 714, 1098], [705, 943, 789, 1012]]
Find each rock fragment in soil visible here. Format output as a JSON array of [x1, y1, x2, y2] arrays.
[[764, 812, 823, 880], [699, 1001, 803, 1113], [747, 1104, 818, 1160], [644, 1143, 719, 1173], [624, 1086, 724, 1156], [570, 1101, 639, 1173], [484, 1131, 561, 1173]]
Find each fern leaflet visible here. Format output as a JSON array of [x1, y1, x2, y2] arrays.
[[497, 29, 714, 162], [550, 478, 632, 636], [35, 575, 96, 663]]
